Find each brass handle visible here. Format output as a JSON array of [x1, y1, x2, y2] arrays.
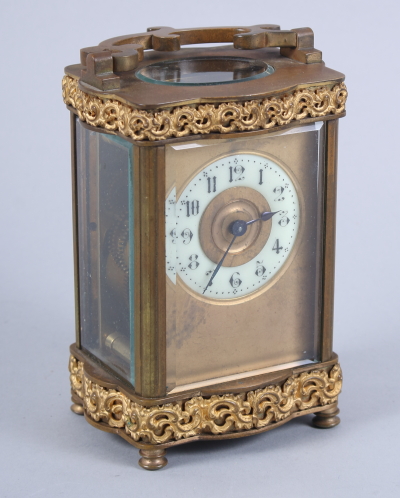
[[80, 25, 322, 91], [134, 25, 294, 52]]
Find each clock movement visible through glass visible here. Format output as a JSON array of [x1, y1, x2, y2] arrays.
[[75, 120, 135, 385]]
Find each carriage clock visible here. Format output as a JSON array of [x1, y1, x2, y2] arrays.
[[63, 25, 347, 470]]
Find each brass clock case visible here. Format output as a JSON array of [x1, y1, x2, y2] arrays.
[[65, 24, 347, 471]]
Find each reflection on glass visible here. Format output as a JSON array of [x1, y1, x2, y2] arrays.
[[137, 57, 274, 86], [165, 123, 325, 392], [76, 119, 134, 385]]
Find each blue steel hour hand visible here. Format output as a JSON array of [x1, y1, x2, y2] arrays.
[[246, 211, 279, 225], [202, 232, 238, 295]]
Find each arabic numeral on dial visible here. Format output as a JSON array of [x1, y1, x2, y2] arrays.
[[229, 272, 242, 288], [186, 200, 200, 217], [188, 254, 199, 270], [207, 176, 217, 193], [181, 228, 193, 244], [272, 239, 283, 254], [278, 217, 290, 227], [278, 211, 290, 227], [255, 264, 266, 277], [170, 228, 177, 243], [273, 186, 285, 201], [229, 165, 245, 182]]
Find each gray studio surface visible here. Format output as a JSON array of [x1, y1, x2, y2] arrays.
[[1, 1, 399, 496]]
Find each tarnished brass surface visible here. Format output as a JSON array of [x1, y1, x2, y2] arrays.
[[70, 403, 84, 415], [166, 129, 319, 388], [199, 187, 271, 266], [136, 146, 166, 397], [321, 120, 339, 362], [69, 354, 342, 445], [312, 402, 340, 428], [98, 25, 305, 64], [62, 75, 347, 141], [138, 449, 168, 470], [77, 25, 321, 90]]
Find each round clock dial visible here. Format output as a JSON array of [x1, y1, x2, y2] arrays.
[[170, 153, 300, 300]]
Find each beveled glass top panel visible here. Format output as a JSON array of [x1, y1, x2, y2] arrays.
[[136, 57, 274, 86]]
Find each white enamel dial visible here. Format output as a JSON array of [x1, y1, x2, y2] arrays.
[[167, 153, 300, 300]]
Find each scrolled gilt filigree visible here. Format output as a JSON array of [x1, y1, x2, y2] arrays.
[[69, 356, 342, 445], [69, 355, 83, 399], [62, 75, 347, 141]]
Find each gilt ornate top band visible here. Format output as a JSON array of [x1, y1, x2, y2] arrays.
[[62, 75, 347, 142]]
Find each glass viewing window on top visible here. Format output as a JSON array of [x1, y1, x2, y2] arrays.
[[136, 57, 275, 86]]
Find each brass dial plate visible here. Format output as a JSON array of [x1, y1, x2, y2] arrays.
[[199, 187, 271, 267], [165, 125, 324, 390]]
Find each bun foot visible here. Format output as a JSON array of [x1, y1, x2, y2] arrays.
[[70, 403, 84, 415], [139, 449, 168, 470], [312, 403, 340, 429]]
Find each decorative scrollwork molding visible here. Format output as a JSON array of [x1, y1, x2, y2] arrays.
[[69, 355, 83, 399], [62, 75, 347, 141], [69, 355, 342, 445]]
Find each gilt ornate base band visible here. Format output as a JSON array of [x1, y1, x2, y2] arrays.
[[62, 75, 347, 141], [69, 354, 342, 447]]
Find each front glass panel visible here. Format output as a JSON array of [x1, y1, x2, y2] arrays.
[[165, 123, 325, 392], [75, 119, 134, 384]]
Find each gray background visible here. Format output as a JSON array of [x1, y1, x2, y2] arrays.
[[1, 0, 399, 496]]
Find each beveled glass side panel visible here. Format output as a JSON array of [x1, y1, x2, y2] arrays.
[[165, 123, 325, 392], [76, 119, 134, 384]]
